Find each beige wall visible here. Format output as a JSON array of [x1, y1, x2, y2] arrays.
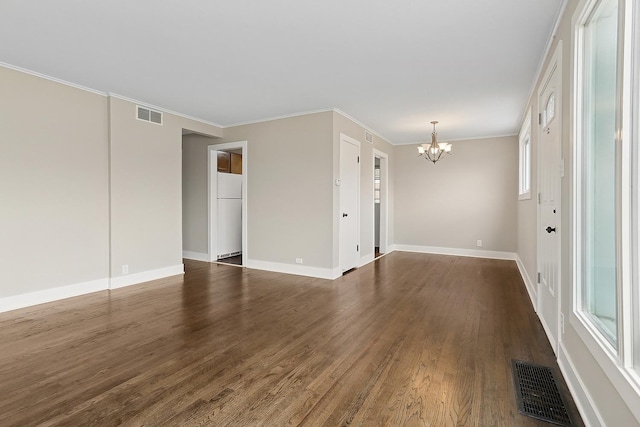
[[109, 96, 222, 279], [394, 136, 518, 253], [0, 66, 110, 298], [516, 0, 639, 424], [182, 134, 213, 255], [219, 112, 334, 269], [517, 104, 539, 294], [332, 112, 394, 265], [0, 64, 223, 303]]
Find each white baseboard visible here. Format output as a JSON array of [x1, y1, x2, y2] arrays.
[[182, 251, 210, 262], [109, 264, 184, 290], [244, 259, 341, 280], [358, 252, 375, 267], [558, 342, 605, 427], [394, 244, 516, 260], [0, 278, 109, 314], [514, 253, 537, 310]]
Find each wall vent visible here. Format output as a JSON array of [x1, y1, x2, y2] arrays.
[[136, 106, 163, 125], [365, 131, 373, 144]]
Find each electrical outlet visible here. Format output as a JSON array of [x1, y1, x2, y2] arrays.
[[122, 264, 129, 275], [296, 258, 303, 264], [560, 312, 565, 334], [476, 240, 483, 247]]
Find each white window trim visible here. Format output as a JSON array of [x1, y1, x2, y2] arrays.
[[518, 108, 532, 200], [570, 0, 640, 418]]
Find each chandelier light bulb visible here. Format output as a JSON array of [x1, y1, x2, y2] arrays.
[[416, 120, 452, 164]]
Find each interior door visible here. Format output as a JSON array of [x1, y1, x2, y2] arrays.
[[339, 135, 360, 272], [537, 57, 562, 353]]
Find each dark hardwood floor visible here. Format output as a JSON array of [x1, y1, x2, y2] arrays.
[[216, 254, 243, 266], [0, 253, 583, 426]]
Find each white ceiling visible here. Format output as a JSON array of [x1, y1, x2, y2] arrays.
[[0, 0, 563, 144]]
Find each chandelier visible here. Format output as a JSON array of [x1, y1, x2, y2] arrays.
[[417, 121, 452, 164]]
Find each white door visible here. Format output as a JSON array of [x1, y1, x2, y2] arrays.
[[339, 135, 360, 272], [537, 49, 562, 353]]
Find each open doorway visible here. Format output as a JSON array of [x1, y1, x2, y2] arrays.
[[182, 132, 216, 263], [208, 141, 248, 267], [373, 149, 388, 258]]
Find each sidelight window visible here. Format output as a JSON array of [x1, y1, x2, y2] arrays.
[[574, 0, 640, 385]]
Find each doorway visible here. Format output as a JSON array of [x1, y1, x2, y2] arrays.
[[537, 43, 562, 353], [208, 141, 248, 266], [373, 149, 389, 258]]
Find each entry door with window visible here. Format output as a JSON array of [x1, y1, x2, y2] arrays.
[[537, 47, 562, 352], [339, 135, 360, 272]]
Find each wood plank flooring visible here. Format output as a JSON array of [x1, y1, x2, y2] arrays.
[[0, 253, 583, 426]]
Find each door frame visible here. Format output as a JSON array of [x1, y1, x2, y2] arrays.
[[536, 42, 563, 353], [208, 141, 248, 264], [339, 133, 361, 272], [372, 149, 389, 256]]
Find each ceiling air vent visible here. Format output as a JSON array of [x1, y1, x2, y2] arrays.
[[365, 131, 373, 144], [136, 106, 163, 125]]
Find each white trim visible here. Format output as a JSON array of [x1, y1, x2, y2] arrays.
[[0, 278, 109, 314], [333, 109, 394, 145], [537, 40, 563, 355], [518, 107, 533, 200], [0, 62, 108, 96], [570, 312, 640, 422], [372, 149, 389, 256], [515, 253, 538, 310], [358, 252, 375, 268], [109, 264, 184, 290], [223, 108, 334, 128], [339, 133, 362, 273], [208, 141, 248, 265], [521, 0, 570, 126], [558, 342, 606, 427], [395, 132, 518, 146], [394, 245, 516, 260], [108, 93, 224, 129], [182, 251, 209, 262], [245, 259, 341, 280]]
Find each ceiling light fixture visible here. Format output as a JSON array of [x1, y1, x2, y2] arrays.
[[417, 121, 452, 164]]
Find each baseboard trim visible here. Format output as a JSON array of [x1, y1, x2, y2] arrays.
[[394, 244, 516, 260], [358, 252, 375, 268], [514, 253, 537, 310], [558, 342, 605, 427], [244, 259, 340, 280], [182, 251, 210, 262], [0, 278, 109, 314], [109, 264, 184, 290]]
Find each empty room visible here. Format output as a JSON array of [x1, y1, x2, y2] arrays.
[[1, 0, 639, 426]]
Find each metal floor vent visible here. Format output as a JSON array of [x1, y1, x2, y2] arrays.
[[512, 360, 571, 426]]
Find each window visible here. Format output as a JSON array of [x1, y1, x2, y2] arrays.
[[579, 0, 620, 345], [519, 110, 532, 199], [545, 92, 556, 126], [574, 0, 640, 381]]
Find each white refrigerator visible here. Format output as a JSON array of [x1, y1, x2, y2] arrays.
[[217, 172, 242, 259]]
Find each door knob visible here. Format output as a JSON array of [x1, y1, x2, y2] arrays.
[[546, 226, 556, 233], [342, 213, 348, 217]]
